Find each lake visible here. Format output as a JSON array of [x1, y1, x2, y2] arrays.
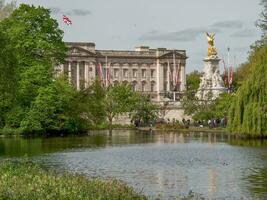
[[1, 130, 267, 199]]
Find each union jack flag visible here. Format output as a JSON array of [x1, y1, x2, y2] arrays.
[[63, 15, 72, 25]]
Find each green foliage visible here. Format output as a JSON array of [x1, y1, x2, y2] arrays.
[[20, 78, 82, 134], [186, 70, 201, 91], [0, 31, 17, 128], [131, 95, 159, 126], [0, 4, 68, 133], [255, 0, 267, 46], [0, 4, 66, 66], [228, 45, 267, 136], [0, 161, 147, 200], [81, 80, 106, 125], [104, 83, 138, 128], [182, 93, 232, 122]]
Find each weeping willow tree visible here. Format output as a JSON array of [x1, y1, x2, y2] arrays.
[[228, 45, 267, 136]]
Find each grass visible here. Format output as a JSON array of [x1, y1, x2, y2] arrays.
[[0, 161, 147, 200]]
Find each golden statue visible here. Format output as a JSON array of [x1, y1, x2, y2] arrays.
[[206, 32, 217, 57]]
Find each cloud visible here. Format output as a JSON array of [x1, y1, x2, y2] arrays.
[[230, 29, 256, 38], [211, 20, 243, 29], [140, 27, 220, 42], [49, 7, 91, 16], [70, 9, 91, 16]]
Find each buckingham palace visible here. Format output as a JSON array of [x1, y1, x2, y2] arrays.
[[57, 42, 187, 101]]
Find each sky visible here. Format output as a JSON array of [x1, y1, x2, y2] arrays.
[[10, 0, 262, 72]]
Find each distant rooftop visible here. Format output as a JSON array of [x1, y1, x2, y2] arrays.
[[66, 42, 187, 58]]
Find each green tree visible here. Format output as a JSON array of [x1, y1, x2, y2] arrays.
[[255, 0, 267, 46], [0, 32, 17, 128], [76, 80, 106, 126], [0, 0, 16, 21], [228, 45, 267, 136], [0, 4, 67, 129], [131, 95, 159, 126], [104, 83, 137, 131], [20, 78, 84, 134], [186, 70, 201, 91], [182, 92, 232, 122]]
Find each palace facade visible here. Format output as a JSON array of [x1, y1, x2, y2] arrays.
[[57, 42, 187, 100]]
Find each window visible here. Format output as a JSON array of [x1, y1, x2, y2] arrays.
[[151, 69, 155, 78], [114, 68, 119, 78], [141, 81, 147, 92], [151, 81, 156, 92], [132, 82, 137, 91], [123, 69, 128, 78], [142, 69, 146, 78], [133, 69, 138, 78]]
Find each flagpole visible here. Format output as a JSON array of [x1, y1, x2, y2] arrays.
[[173, 50, 176, 101], [167, 60, 170, 92], [227, 47, 230, 91], [105, 56, 108, 87]]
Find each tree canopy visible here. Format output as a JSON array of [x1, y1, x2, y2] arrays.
[[228, 45, 267, 136]]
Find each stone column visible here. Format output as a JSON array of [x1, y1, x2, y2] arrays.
[[68, 61, 71, 83], [167, 62, 170, 91], [85, 61, 89, 88], [77, 61, 80, 90], [156, 51, 160, 101], [180, 64, 186, 91]]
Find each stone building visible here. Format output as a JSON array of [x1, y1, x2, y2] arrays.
[[57, 42, 187, 101]]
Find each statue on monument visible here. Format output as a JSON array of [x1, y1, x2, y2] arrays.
[[206, 32, 217, 57], [195, 33, 226, 100]]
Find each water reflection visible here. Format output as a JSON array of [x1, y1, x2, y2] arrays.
[[1, 131, 267, 199]]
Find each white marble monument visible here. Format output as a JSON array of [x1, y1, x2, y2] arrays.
[[196, 33, 226, 100]]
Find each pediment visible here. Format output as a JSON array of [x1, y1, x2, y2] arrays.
[[159, 51, 187, 59], [68, 46, 96, 57]]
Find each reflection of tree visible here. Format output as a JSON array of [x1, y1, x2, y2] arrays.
[[245, 168, 267, 199]]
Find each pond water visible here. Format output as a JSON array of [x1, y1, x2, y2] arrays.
[[1, 130, 267, 199]]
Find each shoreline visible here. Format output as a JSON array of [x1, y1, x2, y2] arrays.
[[0, 127, 266, 139]]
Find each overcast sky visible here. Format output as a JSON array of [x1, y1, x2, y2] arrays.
[[10, 0, 262, 72]]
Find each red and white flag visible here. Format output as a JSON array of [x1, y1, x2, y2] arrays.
[[63, 15, 72, 25], [98, 63, 103, 82], [229, 66, 234, 86], [107, 63, 111, 86], [222, 59, 228, 86]]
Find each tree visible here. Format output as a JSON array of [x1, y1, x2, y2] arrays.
[[186, 70, 202, 91], [0, 31, 17, 128], [182, 92, 233, 122], [255, 0, 267, 46], [0, 4, 67, 129], [0, 0, 16, 21], [76, 80, 106, 126], [20, 78, 85, 134], [0, 4, 66, 66], [131, 95, 159, 126], [228, 45, 267, 136], [104, 83, 137, 131]]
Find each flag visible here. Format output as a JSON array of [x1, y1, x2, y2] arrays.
[[63, 15, 72, 25], [222, 59, 228, 86], [107, 63, 111, 86], [175, 62, 180, 86], [98, 63, 103, 83], [229, 66, 234, 85]]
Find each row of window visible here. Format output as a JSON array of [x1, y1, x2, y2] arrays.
[[114, 69, 155, 78], [113, 81, 156, 92]]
